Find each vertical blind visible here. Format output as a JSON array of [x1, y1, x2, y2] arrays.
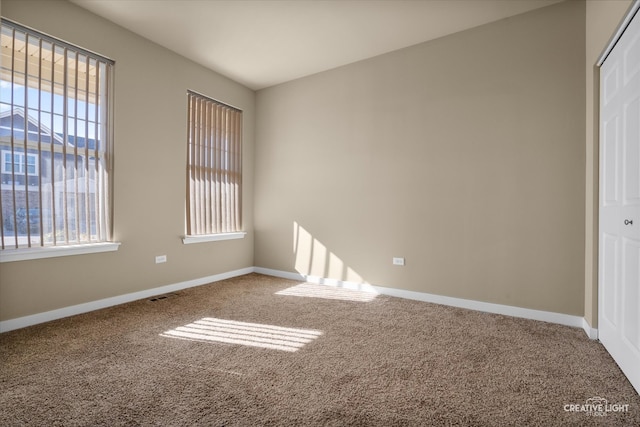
[[0, 19, 114, 249], [187, 91, 242, 235]]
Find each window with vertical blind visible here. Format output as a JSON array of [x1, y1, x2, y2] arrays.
[[185, 91, 243, 242], [0, 19, 115, 257]]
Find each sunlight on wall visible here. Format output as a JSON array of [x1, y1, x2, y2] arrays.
[[160, 317, 322, 352], [293, 221, 368, 285], [276, 282, 377, 302]]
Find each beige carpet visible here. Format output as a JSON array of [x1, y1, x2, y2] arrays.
[[1, 273, 638, 426]]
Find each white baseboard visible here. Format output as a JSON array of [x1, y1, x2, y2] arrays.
[[0, 266, 599, 340], [256, 267, 597, 339], [0, 267, 254, 333], [253, 267, 306, 282], [253, 267, 379, 292], [582, 318, 599, 340]]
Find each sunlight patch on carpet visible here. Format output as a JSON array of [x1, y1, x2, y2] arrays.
[[160, 317, 322, 352], [275, 283, 378, 302]]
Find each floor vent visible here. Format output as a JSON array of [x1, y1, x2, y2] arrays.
[[149, 292, 179, 302]]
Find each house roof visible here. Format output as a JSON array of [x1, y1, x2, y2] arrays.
[[0, 108, 97, 150]]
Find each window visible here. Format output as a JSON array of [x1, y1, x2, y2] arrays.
[[2, 150, 38, 176], [0, 19, 114, 251], [185, 91, 243, 239]]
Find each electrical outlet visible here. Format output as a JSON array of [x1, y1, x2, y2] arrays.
[[393, 257, 405, 266], [155, 255, 167, 264]]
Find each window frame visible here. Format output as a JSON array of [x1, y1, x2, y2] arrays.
[[1, 150, 39, 176], [0, 18, 118, 261], [184, 90, 244, 243]]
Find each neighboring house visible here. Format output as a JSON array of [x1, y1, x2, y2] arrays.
[[0, 107, 98, 242]]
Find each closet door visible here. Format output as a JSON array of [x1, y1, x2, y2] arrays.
[[599, 7, 640, 395]]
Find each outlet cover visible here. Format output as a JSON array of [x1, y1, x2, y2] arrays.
[[393, 257, 405, 266], [155, 255, 167, 264]]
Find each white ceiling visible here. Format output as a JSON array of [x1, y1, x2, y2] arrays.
[[70, 0, 563, 90]]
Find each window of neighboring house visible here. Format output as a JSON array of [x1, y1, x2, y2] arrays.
[[184, 91, 243, 242], [2, 150, 38, 176], [0, 19, 115, 252]]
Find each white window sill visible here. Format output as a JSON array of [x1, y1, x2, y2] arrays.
[[0, 242, 121, 263], [182, 232, 246, 244]]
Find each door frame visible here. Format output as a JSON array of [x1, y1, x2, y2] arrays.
[[597, 1, 640, 67]]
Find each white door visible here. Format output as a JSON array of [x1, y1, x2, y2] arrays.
[[599, 8, 640, 396]]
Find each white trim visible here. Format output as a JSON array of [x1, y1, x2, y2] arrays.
[[0, 242, 121, 263], [182, 232, 246, 244], [0, 266, 597, 338], [597, 0, 640, 66], [253, 267, 379, 293], [253, 267, 306, 281], [0, 267, 253, 333], [582, 318, 599, 340], [258, 268, 589, 334], [371, 285, 583, 328]]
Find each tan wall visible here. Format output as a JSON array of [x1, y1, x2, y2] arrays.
[[255, 1, 586, 315], [0, 0, 255, 321], [584, 0, 634, 328]]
